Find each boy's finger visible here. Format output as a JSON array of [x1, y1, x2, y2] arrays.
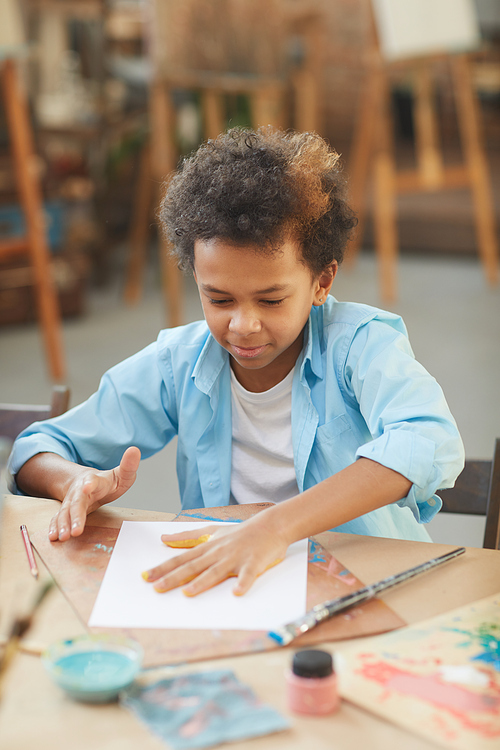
[[49, 510, 65, 540], [49, 504, 72, 542], [233, 566, 256, 596], [66, 491, 92, 537], [68, 507, 86, 537], [233, 556, 284, 596], [142, 544, 205, 582], [149, 558, 211, 592], [61, 482, 96, 539], [182, 563, 237, 597], [118, 446, 141, 478]]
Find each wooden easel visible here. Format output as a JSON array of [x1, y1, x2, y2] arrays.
[[346, 14, 499, 302], [123, 0, 324, 326], [0, 58, 65, 380]]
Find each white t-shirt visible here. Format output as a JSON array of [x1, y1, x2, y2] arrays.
[[229, 367, 299, 505]]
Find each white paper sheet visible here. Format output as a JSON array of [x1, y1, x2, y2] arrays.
[[88, 521, 308, 631]]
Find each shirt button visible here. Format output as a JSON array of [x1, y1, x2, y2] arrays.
[[428, 497, 436, 506]]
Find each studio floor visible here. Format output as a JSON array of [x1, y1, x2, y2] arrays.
[[1, 247, 499, 548]]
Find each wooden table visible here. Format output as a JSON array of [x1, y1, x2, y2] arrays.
[[1, 494, 499, 750]]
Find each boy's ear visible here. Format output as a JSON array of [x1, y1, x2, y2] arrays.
[[313, 262, 337, 305]]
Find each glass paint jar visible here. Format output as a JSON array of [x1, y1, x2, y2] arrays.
[[286, 649, 339, 715]]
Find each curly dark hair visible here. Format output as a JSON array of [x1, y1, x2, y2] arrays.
[[159, 126, 357, 275]]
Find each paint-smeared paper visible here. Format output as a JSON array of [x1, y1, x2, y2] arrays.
[[337, 594, 500, 750], [88, 521, 308, 631], [122, 670, 289, 749]]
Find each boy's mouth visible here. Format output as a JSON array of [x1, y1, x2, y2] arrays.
[[229, 344, 268, 359]]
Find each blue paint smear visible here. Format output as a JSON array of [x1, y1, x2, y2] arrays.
[[472, 651, 500, 671], [177, 512, 241, 524], [94, 543, 114, 554], [308, 539, 327, 564], [444, 623, 500, 673]]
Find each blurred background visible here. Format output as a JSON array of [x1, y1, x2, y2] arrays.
[[1, 0, 499, 547]]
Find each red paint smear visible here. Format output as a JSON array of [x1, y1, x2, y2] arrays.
[[359, 661, 500, 713], [357, 660, 500, 739], [325, 557, 357, 585], [432, 713, 459, 742], [327, 557, 341, 575]]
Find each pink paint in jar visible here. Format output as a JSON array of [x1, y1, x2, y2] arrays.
[[286, 649, 339, 716]]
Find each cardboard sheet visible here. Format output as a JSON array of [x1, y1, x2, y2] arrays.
[[337, 593, 500, 750], [31, 504, 405, 667]]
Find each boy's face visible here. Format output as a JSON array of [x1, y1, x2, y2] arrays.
[[193, 237, 335, 392]]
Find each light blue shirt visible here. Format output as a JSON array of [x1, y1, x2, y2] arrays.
[[8, 297, 464, 541]]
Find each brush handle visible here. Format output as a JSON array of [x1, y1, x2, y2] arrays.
[[20, 524, 39, 579], [268, 546, 465, 646]]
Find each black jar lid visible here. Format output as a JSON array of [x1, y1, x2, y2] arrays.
[[292, 649, 334, 678]]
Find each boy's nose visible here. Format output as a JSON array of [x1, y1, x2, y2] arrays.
[[228, 309, 262, 335]]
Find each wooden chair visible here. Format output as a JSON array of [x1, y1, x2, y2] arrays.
[[437, 439, 500, 550], [0, 385, 70, 443]]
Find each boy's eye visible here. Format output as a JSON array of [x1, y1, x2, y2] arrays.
[[207, 297, 284, 306], [262, 299, 285, 306]]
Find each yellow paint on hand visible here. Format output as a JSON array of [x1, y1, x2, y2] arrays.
[[164, 534, 213, 548]]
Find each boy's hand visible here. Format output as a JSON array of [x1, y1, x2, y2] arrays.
[[48, 446, 141, 542], [142, 517, 288, 597]]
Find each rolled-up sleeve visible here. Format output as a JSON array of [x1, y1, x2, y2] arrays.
[[7, 341, 177, 494], [344, 317, 465, 523]]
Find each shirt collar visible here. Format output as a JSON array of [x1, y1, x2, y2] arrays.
[[192, 332, 228, 395], [299, 305, 324, 381]]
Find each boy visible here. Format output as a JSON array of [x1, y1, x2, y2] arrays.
[[8, 127, 464, 597]]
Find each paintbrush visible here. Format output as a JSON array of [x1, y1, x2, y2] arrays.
[[0, 580, 54, 695], [268, 546, 466, 646]]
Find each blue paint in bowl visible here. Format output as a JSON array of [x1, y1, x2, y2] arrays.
[[42, 634, 143, 703]]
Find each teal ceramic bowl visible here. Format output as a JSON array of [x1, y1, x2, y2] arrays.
[[42, 634, 143, 703]]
